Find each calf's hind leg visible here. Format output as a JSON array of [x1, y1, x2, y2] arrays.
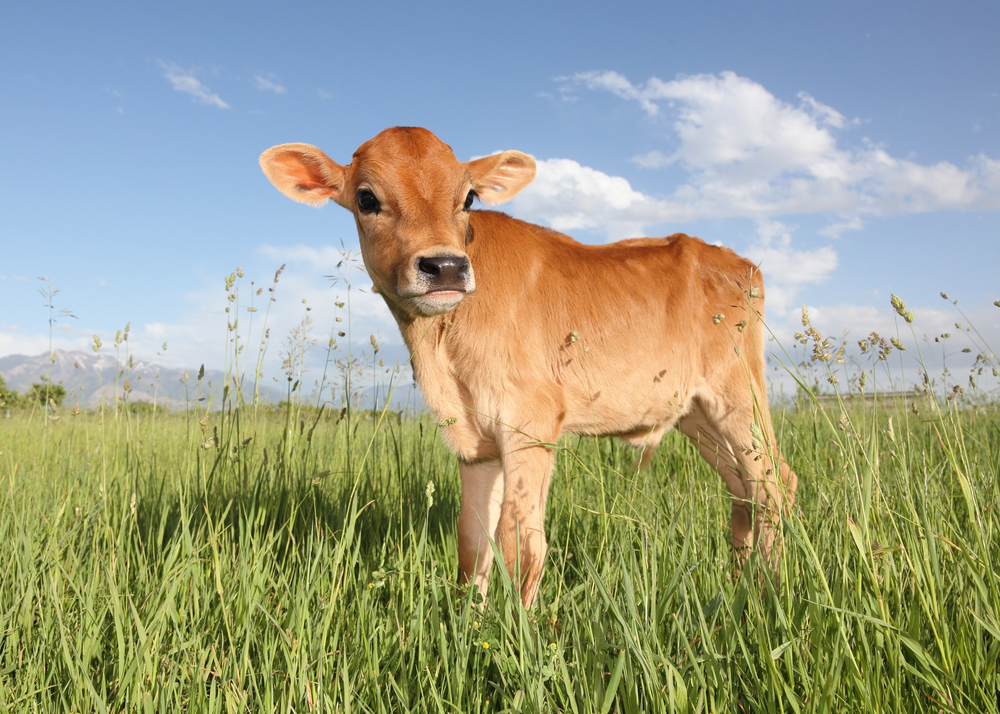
[[677, 407, 752, 554], [680, 398, 796, 566]]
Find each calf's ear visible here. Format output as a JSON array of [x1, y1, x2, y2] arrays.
[[465, 151, 536, 205], [259, 143, 348, 207]]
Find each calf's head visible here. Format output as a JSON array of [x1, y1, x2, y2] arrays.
[[260, 127, 536, 318]]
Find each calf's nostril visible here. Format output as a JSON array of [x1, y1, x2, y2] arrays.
[[418, 257, 443, 276], [418, 255, 469, 285]]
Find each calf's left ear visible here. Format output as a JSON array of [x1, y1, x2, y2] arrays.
[[259, 143, 348, 207], [465, 151, 536, 205]]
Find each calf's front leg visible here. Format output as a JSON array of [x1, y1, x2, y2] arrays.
[[458, 459, 505, 600], [495, 427, 557, 607]]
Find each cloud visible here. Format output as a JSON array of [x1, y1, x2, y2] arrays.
[[0, 323, 94, 360], [160, 61, 229, 109], [744, 221, 838, 315], [762, 298, 1000, 399], [817, 216, 864, 239], [631, 150, 671, 169], [510, 158, 651, 239], [559, 70, 1000, 221], [253, 74, 286, 94]]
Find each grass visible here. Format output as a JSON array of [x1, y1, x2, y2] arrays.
[[1, 386, 998, 712]]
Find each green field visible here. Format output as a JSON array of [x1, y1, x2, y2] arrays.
[[1, 386, 998, 712]]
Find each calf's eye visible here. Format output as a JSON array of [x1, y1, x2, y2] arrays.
[[463, 190, 477, 211], [357, 189, 380, 214]]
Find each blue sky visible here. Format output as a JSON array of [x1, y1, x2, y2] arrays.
[[2, 1, 998, 396]]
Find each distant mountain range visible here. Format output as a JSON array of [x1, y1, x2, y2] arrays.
[[0, 349, 421, 411], [0, 350, 231, 409]]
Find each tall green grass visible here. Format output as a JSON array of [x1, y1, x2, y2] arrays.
[[1, 387, 997, 711]]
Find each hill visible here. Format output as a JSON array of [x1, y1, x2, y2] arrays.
[[0, 350, 227, 409]]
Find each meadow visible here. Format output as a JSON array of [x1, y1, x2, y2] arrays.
[[1, 281, 999, 712], [0, 376, 997, 713]]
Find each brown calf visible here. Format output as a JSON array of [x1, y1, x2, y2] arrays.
[[260, 127, 797, 607]]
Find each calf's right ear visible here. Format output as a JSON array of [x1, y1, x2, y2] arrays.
[[259, 143, 347, 207]]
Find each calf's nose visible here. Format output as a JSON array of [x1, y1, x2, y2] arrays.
[[417, 255, 469, 289]]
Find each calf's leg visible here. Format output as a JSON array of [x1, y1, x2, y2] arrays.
[[495, 426, 557, 607], [717, 403, 795, 568], [677, 408, 752, 553], [458, 458, 505, 600], [680, 397, 796, 568]]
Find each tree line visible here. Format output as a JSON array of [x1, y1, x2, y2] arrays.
[[0, 375, 66, 410]]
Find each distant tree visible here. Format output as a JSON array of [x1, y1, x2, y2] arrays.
[[127, 400, 157, 415], [25, 376, 67, 408], [0, 374, 18, 408]]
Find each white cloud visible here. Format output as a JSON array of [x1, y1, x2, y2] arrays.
[[561, 70, 1000, 221], [160, 61, 229, 109], [514, 67, 1000, 240], [253, 74, 286, 94], [744, 221, 838, 316], [817, 216, 864, 239], [510, 158, 651, 239], [763, 300, 1000, 399], [631, 150, 671, 169], [0, 323, 93, 360], [317, 89, 331, 99]]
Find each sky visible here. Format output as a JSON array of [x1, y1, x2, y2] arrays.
[[1, 1, 998, 400]]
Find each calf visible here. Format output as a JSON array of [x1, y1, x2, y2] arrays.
[[260, 127, 797, 607]]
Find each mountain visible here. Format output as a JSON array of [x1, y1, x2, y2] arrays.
[[0, 350, 230, 409], [0, 350, 421, 411]]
